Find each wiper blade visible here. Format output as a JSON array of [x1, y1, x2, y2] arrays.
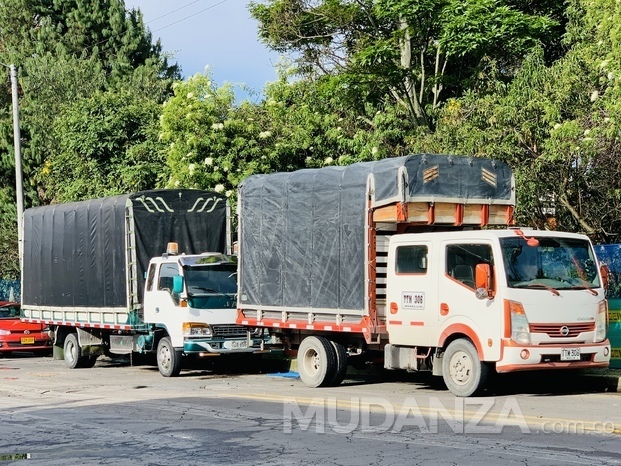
[[568, 286, 599, 296], [517, 283, 560, 296], [189, 287, 235, 297]]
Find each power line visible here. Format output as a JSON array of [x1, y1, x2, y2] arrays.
[[144, 0, 204, 25], [81, 0, 230, 62], [151, 0, 230, 33]]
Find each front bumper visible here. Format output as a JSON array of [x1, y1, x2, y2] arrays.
[[0, 338, 52, 352], [183, 338, 266, 354], [496, 339, 610, 373]]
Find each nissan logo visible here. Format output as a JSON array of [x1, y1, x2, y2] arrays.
[[560, 326, 570, 336]]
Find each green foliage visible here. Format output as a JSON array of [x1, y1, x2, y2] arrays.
[[0, 211, 19, 281], [251, 0, 564, 129], [0, 0, 178, 209], [41, 90, 166, 202]]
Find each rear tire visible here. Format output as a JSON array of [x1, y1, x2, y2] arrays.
[[330, 341, 348, 386], [157, 337, 182, 377], [297, 336, 337, 388], [82, 355, 99, 368], [442, 339, 489, 397]]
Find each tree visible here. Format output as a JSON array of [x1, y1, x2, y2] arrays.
[[250, 0, 562, 129], [41, 89, 166, 202], [411, 0, 621, 241]]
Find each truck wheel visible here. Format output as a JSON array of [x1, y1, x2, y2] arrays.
[[297, 336, 337, 388], [330, 341, 348, 386], [157, 337, 182, 377], [442, 339, 489, 397], [64, 333, 83, 369], [82, 355, 99, 368]]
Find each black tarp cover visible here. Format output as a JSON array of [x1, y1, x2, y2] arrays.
[[238, 154, 514, 313], [22, 189, 227, 309]]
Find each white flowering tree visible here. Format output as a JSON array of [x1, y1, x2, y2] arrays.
[[160, 70, 415, 201], [160, 72, 284, 199]]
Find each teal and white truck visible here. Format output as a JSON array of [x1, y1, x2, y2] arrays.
[[21, 189, 268, 376]]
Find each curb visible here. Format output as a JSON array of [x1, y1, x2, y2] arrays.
[[581, 373, 621, 393]]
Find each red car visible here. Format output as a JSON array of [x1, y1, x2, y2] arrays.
[[0, 301, 52, 356]]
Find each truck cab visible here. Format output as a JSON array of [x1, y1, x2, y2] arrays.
[[143, 246, 268, 376], [386, 228, 610, 396]]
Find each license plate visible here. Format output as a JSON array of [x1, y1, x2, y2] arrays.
[[20, 337, 35, 345], [229, 340, 248, 349], [561, 348, 581, 361]]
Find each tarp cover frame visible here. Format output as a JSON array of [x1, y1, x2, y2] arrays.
[[22, 189, 228, 309], [238, 154, 515, 313]]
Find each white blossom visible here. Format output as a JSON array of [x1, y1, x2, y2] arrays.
[[324, 157, 334, 165], [214, 184, 225, 193], [188, 163, 196, 175], [204, 157, 213, 166], [211, 122, 224, 130], [371, 147, 378, 155], [259, 131, 272, 139], [590, 90, 599, 102], [225, 190, 233, 198]]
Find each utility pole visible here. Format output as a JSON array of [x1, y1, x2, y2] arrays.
[[10, 64, 24, 267]]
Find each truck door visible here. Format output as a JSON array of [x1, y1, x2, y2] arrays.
[[143, 262, 182, 328], [440, 241, 502, 361], [387, 241, 438, 347]]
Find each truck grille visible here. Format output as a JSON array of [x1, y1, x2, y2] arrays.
[[212, 325, 247, 337], [530, 322, 595, 338]]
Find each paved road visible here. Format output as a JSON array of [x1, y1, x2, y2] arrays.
[[1, 354, 620, 465]]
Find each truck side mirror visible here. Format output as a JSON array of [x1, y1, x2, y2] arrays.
[[600, 264, 609, 290], [172, 275, 184, 294], [475, 263, 492, 299]]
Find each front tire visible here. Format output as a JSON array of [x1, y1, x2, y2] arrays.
[[157, 337, 182, 377], [64, 333, 85, 369], [442, 339, 489, 397], [297, 336, 337, 388]]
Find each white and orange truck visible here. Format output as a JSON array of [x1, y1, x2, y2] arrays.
[[236, 154, 611, 396]]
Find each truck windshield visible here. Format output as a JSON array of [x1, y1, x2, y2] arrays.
[[500, 236, 600, 290], [183, 263, 237, 309]]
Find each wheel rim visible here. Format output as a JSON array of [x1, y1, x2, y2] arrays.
[[66, 339, 77, 365], [301, 348, 320, 377], [448, 349, 473, 386], [158, 344, 171, 372]]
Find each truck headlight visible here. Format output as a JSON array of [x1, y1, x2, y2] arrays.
[[506, 300, 531, 345], [182, 323, 212, 337], [595, 300, 608, 343]]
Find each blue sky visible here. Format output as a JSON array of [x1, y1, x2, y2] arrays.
[[125, 0, 281, 101]]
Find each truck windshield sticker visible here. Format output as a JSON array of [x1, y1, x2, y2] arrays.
[[402, 292, 425, 310]]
